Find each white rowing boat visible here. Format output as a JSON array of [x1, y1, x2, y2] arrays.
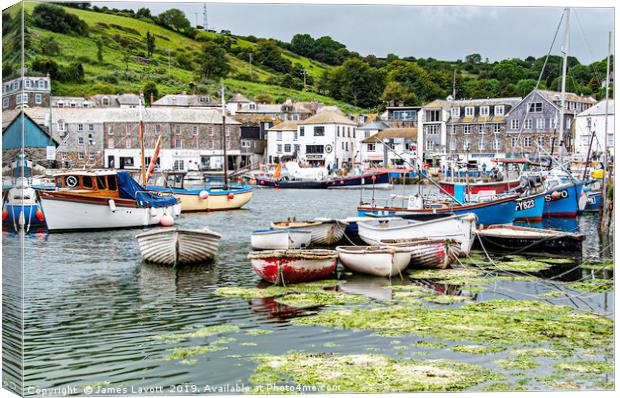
[[378, 238, 461, 269], [271, 218, 348, 245], [136, 227, 221, 266], [336, 246, 412, 277], [250, 229, 312, 250]]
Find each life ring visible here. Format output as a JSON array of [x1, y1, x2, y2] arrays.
[[66, 176, 78, 187]]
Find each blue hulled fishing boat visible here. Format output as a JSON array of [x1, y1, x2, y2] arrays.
[[514, 192, 546, 222]]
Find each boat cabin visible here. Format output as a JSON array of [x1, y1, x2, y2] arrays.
[[147, 172, 186, 189], [53, 171, 120, 197]]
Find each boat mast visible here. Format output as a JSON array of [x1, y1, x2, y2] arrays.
[[220, 83, 229, 190], [599, 31, 612, 219], [558, 7, 570, 167]]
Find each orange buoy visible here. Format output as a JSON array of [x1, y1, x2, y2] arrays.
[[2, 208, 8, 221], [551, 191, 562, 200], [227, 193, 235, 200], [35, 208, 45, 222], [160, 214, 174, 226], [199, 190, 209, 200]]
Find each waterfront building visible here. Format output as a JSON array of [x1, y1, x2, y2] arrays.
[[266, 120, 299, 164], [89, 93, 141, 108], [361, 127, 417, 168], [503, 89, 596, 161], [417, 99, 451, 167], [296, 110, 358, 168], [574, 99, 614, 161], [51, 96, 95, 108], [384, 105, 420, 128], [2, 112, 59, 168], [152, 94, 220, 108], [2, 75, 51, 110]]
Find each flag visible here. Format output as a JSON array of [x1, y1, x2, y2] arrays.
[[147, 135, 161, 182]]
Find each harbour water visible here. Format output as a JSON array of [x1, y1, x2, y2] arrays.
[[3, 186, 614, 393]]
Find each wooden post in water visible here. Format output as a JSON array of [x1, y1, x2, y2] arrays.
[[599, 31, 612, 235], [220, 83, 229, 190]]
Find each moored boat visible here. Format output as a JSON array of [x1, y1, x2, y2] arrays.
[[328, 172, 392, 190], [136, 227, 221, 266], [271, 219, 347, 245], [378, 238, 461, 269], [357, 213, 477, 255], [336, 246, 411, 277], [474, 224, 584, 258], [251, 229, 312, 250], [38, 171, 180, 232], [439, 179, 522, 199], [543, 180, 584, 218], [248, 249, 338, 284], [255, 176, 329, 189], [514, 192, 545, 222], [2, 177, 46, 229]]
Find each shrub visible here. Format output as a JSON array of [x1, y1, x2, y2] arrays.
[[31, 4, 88, 36]]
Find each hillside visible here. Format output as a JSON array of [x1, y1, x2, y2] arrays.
[[3, 2, 363, 113]]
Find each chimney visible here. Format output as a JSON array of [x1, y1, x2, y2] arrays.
[[150, 93, 154, 106]]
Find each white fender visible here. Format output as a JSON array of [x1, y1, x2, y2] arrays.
[[108, 199, 116, 212]]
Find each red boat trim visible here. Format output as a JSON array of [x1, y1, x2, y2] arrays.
[[357, 194, 519, 214]]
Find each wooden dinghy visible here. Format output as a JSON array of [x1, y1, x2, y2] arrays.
[[336, 246, 412, 277], [248, 249, 338, 284], [474, 224, 584, 258], [136, 227, 221, 266], [251, 229, 312, 250], [271, 219, 348, 245], [378, 238, 461, 269]]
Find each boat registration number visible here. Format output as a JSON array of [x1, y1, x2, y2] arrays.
[[516, 199, 535, 211], [545, 190, 568, 202]]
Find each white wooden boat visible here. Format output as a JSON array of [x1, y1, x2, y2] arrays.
[[248, 249, 338, 284], [38, 171, 181, 232], [357, 213, 477, 255], [336, 246, 412, 277], [136, 227, 221, 266], [270, 219, 348, 245], [378, 238, 461, 269], [250, 229, 312, 250]]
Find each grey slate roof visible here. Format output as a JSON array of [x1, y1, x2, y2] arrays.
[[357, 120, 391, 130]]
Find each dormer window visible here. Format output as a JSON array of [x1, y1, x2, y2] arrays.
[[102, 97, 110, 106], [248, 103, 256, 110], [465, 107, 474, 117], [199, 96, 209, 103], [451, 107, 460, 117], [480, 106, 490, 117], [494, 105, 505, 115]]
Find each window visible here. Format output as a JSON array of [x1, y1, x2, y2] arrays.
[[155, 124, 161, 134], [249, 103, 256, 110], [88, 153, 95, 161], [478, 138, 485, 150], [25, 79, 32, 89], [175, 125, 181, 134], [277, 131, 283, 141], [192, 126, 198, 135], [16, 94, 28, 104], [277, 144, 282, 153], [35, 94, 42, 104], [367, 143, 376, 152], [58, 121, 65, 131], [426, 140, 434, 151], [493, 123, 501, 133], [425, 125, 439, 135], [306, 145, 324, 154], [107, 175, 117, 191], [314, 126, 325, 136], [537, 136, 545, 146], [175, 138, 182, 149], [89, 124, 94, 131], [478, 124, 485, 134], [107, 126, 113, 135], [524, 119, 532, 129], [451, 107, 460, 117], [528, 102, 543, 113], [108, 138, 114, 148], [300, 127, 305, 136], [78, 152, 84, 160], [336, 126, 340, 137], [524, 137, 532, 147], [293, 131, 298, 140], [450, 139, 456, 151], [58, 101, 64, 108], [549, 118, 557, 129], [70, 102, 77, 108], [125, 138, 131, 148], [463, 139, 471, 151], [480, 106, 490, 117], [465, 107, 474, 117], [493, 138, 501, 150], [226, 128, 230, 137], [511, 119, 519, 130], [511, 137, 518, 148], [241, 140, 251, 148], [425, 110, 441, 122], [38, 80, 48, 89], [292, 114, 299, 121], [77, 136, 84, 145], [102, 97, 109, 106], [78, 124, 84, 131], [464, 125, 472, 134], [284, 144, 291, 152], [536, 119, 545, 129], [450, 125, 456, 135], [82, 176, 93, 188], [209, 127, 214, 136], [2, 97, 8, 109], [494, 105, 505, 116]]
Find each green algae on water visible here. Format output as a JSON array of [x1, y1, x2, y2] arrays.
[[245, 329, 273, 336], [452, 345, 506, 355], [493, 260, 551, 272], [494, 357, 539, 370], [421, 295, 471, 305], [581, 261, 614, 271], [567, 279, 613, 292], [250, 352, 500, 392], [153, 324, 240, 343], [163, 345, 228, 361], [511, 347, 560, 358], [274, 291, 368, 308], [408, 268, 490, 285], [293, 299, 613, 347], [555, 360, 613, 374], [215, 280, 342, 299]]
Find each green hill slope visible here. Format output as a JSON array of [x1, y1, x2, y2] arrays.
[[9, 2, 362, 113]]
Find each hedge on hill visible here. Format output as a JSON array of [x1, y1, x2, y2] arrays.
[[31, 3, 89, 36]]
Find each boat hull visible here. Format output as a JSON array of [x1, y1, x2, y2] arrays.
[[251, 229, 312, 250], [336, 246, 411, 277], [543, 182, 584, 218], [148, 186, 253, 212], [2, 204, 45, 227], [514, 193, 545, 222], [582, 190, 601, 212], [255, 177, 328, 189], [328, 172, 392, 190], [357, 214, 476, 255], [271, 221, 347, 245], [475, 225, 584, 258], [249, 250, 338, 284], [379, 239, 460, 269], [39, 193, 180, 232], [440, 179, 521, 199], [136, 227, 221, 265]]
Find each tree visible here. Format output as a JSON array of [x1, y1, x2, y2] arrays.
[[255, 40, 291, 73], [492, 60, 528, 82], [40, 36, 61, 56], [95, 39, 103, 63], [386, 60, 444, 103], [32, 3, 89, 36], [195, 42, 230, 81], [465, 53, 482, 64], [158, 8, 191, 32], [290, 33, 315, 57], [143, 80, 158, 104], [255, 93, 273, 104], [326, 59, 385, 107], [136, 7, 152, 19], [146, 31, 156, 58], [122, 52, 131, 71], [381, 81, 410, 105], [515, 79, 538, 97]]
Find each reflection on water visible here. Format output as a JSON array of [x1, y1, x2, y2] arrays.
[[1, 187, 613, 392]]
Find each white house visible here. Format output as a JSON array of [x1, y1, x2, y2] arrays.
[[266, 120, 299, 164], [361, 128, 417, 168], [574, 99, 614, 161], [296, 110, 358, 169], [418, 99, 451, 168]]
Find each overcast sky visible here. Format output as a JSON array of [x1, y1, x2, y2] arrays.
[[92, 1, 614, 64]]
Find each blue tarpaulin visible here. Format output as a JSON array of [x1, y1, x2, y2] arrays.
[[116, 172, 177, 208]]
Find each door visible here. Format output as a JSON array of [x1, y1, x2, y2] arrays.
[[108, 156, 115, 169]]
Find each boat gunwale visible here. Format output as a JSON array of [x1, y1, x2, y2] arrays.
[[357, 194, 518, 214]]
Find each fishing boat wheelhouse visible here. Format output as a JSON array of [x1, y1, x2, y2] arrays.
[[38, 170, 180, 231]]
